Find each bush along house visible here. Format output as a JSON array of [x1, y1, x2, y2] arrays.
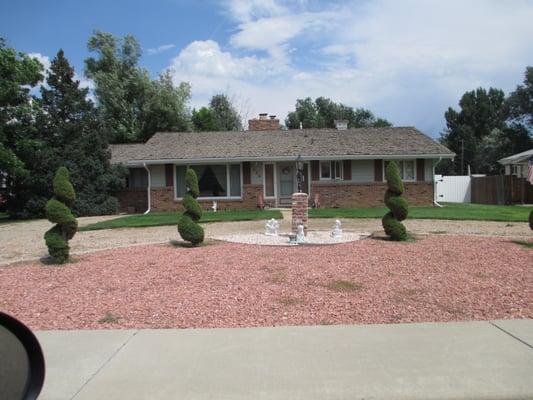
[[110, 114, 454, 213]]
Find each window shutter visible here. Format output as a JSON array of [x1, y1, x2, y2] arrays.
[[311, 161, 320, 181], [165, 164, 173, 187], [374, 159, 383, 182], [416, 159, 425, 181], [343, 160, 351, 180], [243, 162, 251, 184]]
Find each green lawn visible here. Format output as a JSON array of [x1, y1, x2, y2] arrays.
[[309, 203, 533, 222], [80, 209, 283, 231]]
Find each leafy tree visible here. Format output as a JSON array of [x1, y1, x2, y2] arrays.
[[192, 94, 242, 132], [382, 161, 408, 241], [209, 94, 242, 131], [439, 82, 532, 175], [0, 39, 44, 217], [85, 31, 191, 142], [192, 107, 219, 132], [177, 168, 204, 245], [140, 71, 191, 140], [44, 167, 77, 263], [507, 67, 533, 130], [285, 97, 391, 129]]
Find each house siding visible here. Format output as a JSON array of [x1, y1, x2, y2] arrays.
[[117, 158, 436, 212], [310, 181, 433, 208], [115, 188, 148, 213], [150, 184, 267, 212]]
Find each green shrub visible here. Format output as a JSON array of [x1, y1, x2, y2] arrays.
[[529, 209, 533, 230], [177, 168, 204, 245], [43, 167, 78, 263], [382, 161, 408, 241]]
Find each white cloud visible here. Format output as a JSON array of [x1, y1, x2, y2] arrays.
[[146, 44, 175, 55], [167, 0, 533, 135]]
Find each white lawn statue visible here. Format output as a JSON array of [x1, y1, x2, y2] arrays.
[[296, 224, 306, 244], [331, 219, 342, 239], [265, 218, 279, 236], [211, 201, 217, 212]]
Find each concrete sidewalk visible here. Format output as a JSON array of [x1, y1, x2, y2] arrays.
[[36, 319, 533, 400]]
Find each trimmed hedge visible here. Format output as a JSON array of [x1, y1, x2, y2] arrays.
[[382, 161, 409, 241], [177, 168, 204, 245], [529, 209, 533, 230], [44, 167, 78, 263]]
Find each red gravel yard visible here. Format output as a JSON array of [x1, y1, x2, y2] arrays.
[[1, 235, 531, 330]]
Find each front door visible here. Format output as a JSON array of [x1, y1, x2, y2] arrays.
[[279, 164, 294, 196]]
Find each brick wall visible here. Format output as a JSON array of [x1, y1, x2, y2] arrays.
[[150, 184, 265, 212], [248, 118, 280, 131], [291, 193, 309, 233], [310, 181, 434, 207], [115, 189, 148, 213]]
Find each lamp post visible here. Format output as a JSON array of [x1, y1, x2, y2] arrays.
[[296, 154, 304, 193]]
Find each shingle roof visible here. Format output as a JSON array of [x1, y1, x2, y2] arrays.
[[110, 143, 147, 164], [498, 148, 533, 165], [111, 127, 454, 165]]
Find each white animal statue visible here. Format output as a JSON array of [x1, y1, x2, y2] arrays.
[[296, 224, 306, 243], [265, 218, 279, 236], [211, 201, 218, 212], [331, 219, 342, 239]]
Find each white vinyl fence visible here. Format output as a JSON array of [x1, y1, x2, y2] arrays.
[[435, 175, 472, 203]]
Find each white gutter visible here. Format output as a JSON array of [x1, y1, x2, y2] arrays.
[[143, 162, 151, 214], [432, 157, 443, 207], [127, 153, 455, 166]]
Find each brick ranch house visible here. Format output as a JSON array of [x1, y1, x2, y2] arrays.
[[110, 115, 454, 213]]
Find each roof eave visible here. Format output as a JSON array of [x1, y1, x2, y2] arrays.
[[125, 153, 455, 166]]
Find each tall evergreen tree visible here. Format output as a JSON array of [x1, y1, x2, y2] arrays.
[[34, 49, 124, 216]]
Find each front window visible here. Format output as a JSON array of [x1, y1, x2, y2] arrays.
[[320, 161, 343, 180], [384, 160, 416, 181], [320, 161, 331, 179], [175, 164, 242, 198], [127, 168, 148, 188]]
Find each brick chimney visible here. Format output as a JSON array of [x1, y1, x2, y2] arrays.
[[248, 113, 281, 131]]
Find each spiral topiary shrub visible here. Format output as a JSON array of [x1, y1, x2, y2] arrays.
[[382, 161, 409, 241], [177, 168, 204, 246], [44, 167, 78, 263]]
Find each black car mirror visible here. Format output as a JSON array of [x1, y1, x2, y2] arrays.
[[0, 312, 45, 400]]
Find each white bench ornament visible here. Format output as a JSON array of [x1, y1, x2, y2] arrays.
[[265, 218, 280, 236], [331, 219, 342, 239]]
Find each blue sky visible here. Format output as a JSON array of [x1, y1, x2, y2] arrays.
[[3, 0, 533, 137]]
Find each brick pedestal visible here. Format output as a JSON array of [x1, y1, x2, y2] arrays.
[[291, 192, 309, 234]]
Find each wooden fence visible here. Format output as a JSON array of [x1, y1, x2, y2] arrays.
[[471, 175, 533, 205]]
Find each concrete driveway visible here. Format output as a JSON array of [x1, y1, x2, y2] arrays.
[[35, 319, 533, 400]]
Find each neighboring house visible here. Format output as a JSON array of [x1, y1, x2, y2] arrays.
[[499, 148, 533, 179], [110, 115, 454, 213]]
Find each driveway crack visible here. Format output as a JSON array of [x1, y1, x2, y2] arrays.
[[70, 329, 139, 399], [489, 321, 533, 350]]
